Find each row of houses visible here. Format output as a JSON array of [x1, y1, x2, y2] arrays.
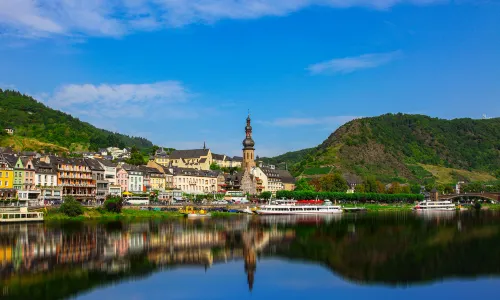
[[153, 146, 243, 170], [0, 151, 295, 206]]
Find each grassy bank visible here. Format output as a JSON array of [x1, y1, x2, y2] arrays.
[[44, 208, 183, 221]]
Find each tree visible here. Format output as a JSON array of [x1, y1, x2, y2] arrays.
[[295, 178, 315, 191], [210, 162, 221, 171], [103, 197, 123, 213], [355, 184, 366, 193], [388, 182, 401, 194], [364, 177, 378, 193], [60, 196, 84, 217], [259, 191, 272, 200], [316, 173, 349, 192]]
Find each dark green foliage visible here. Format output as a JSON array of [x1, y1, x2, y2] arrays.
[[125, 146, 147, 165], [259, 191, 272, 200], [276, 190, 424, 203], [0, 89, 153, 151], [294, 178, 315, 191], [260, 148, 316, 169], [103, 197, 123, 213], [60, 196, 84, 217], [210, 162, 221, 170]]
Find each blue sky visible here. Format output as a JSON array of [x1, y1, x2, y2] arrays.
[[0, 1, 499, 157]]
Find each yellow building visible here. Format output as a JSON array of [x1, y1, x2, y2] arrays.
[[155, 147, 213, 171], [0, 154, 14, 189]]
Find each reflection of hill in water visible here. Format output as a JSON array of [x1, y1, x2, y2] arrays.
[[279, 211, 500, 285], [1, 212, 500, 299]]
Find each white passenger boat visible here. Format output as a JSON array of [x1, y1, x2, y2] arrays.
[[413, 200, 456, 211], [256, 200, 342, 215]]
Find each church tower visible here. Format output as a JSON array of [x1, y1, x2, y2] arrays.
[[242, 114, 256, 172]]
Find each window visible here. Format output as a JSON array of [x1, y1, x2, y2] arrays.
[[4, 181, 7, 186]]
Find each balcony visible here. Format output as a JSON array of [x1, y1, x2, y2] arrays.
[[61, 183, 96, 187]]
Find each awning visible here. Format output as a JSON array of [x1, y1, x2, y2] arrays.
[[122, 191, 133, 196]]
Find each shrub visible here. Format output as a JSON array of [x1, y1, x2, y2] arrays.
[[104, 197, 123, 213], [60, 196, 84, 217]]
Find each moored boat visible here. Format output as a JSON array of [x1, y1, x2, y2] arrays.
[[256, 200, 342, 215], [413, 200, 456, 211]]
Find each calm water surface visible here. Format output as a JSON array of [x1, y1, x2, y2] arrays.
[[1, 211, 500, 299]]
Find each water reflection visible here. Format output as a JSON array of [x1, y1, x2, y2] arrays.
[[1, 211, 500, 299]]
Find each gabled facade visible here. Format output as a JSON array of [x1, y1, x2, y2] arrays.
[[0, 154, 14, 189], [116, 168, 129, 192], [85, 158, 108, 201], [21, 157, 35, 190], [13, 157, 25, 190]]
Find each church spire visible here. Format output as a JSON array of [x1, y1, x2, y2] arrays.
[[203, 141, 206, 150]]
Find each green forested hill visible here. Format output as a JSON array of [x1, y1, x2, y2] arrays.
[[260, 148, 315, 168], [279, 113, 500, 184], [0, 89, 153, 151]]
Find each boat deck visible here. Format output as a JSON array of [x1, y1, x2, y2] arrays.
[[0, 211, 44, 223]]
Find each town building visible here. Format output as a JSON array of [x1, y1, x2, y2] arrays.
[[116, 168, 129, 193], [276, 169, 296, 191], [4, 128, 14, 135], [139, 166, 166, 191], [109, 184, 122, 197], [21, 157, 36, 190], [85, 158, 109, 202], [146, 160, 174, 189], [119, 164, 144, 193], [13, 156, 25, 190], [231, 156, 243, 168], [172, 167, 219, 194], [33, 158, 62, 203], [0, 153, 14, 190], [252, 167, 282, 194], [41, 156, 95, 201], [95, 158, 118, 185]]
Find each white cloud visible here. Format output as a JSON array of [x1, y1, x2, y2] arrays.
[[42, 81, 191, 118], [0, 1, 447, 39], [307, 51, 402, 75], [258, 115, 361, 127]]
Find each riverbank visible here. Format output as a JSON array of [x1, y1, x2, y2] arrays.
[[44, 208, 183, 221], [41, 203, 500, 221], [43, 208, 238, 221]]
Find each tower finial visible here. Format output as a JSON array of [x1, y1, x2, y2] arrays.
[[203, 141, 206, 150]]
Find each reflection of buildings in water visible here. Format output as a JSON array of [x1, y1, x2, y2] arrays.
[[0, 220, 296, 293]]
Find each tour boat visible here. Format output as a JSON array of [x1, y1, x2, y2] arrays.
[[256, 200, 342, 215], [413, 200, 456, 211]]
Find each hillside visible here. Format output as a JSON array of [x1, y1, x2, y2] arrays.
[[260, 147, 315, 168], [282, 113, 500, 184], [0, 89, 153, 152]]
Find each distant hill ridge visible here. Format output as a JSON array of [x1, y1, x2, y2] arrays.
[[268, 113, 500, 184], [0, 89, 153, 152]]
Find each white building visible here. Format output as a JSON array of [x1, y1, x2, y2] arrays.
[[126, 168, 143, 193], [96, 158, 118, 185], [34, 159, 57, 187]]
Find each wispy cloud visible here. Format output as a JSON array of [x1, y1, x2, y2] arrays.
[[258, 115, 361, 127], [307, 51, 402, 75], [40, 81, 191, 118], [0, 1, 447, 39]]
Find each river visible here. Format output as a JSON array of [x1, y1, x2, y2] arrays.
[[1, 211, 499, 299]]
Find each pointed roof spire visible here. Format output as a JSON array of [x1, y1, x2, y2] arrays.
[[203, 141, 206, 150]]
